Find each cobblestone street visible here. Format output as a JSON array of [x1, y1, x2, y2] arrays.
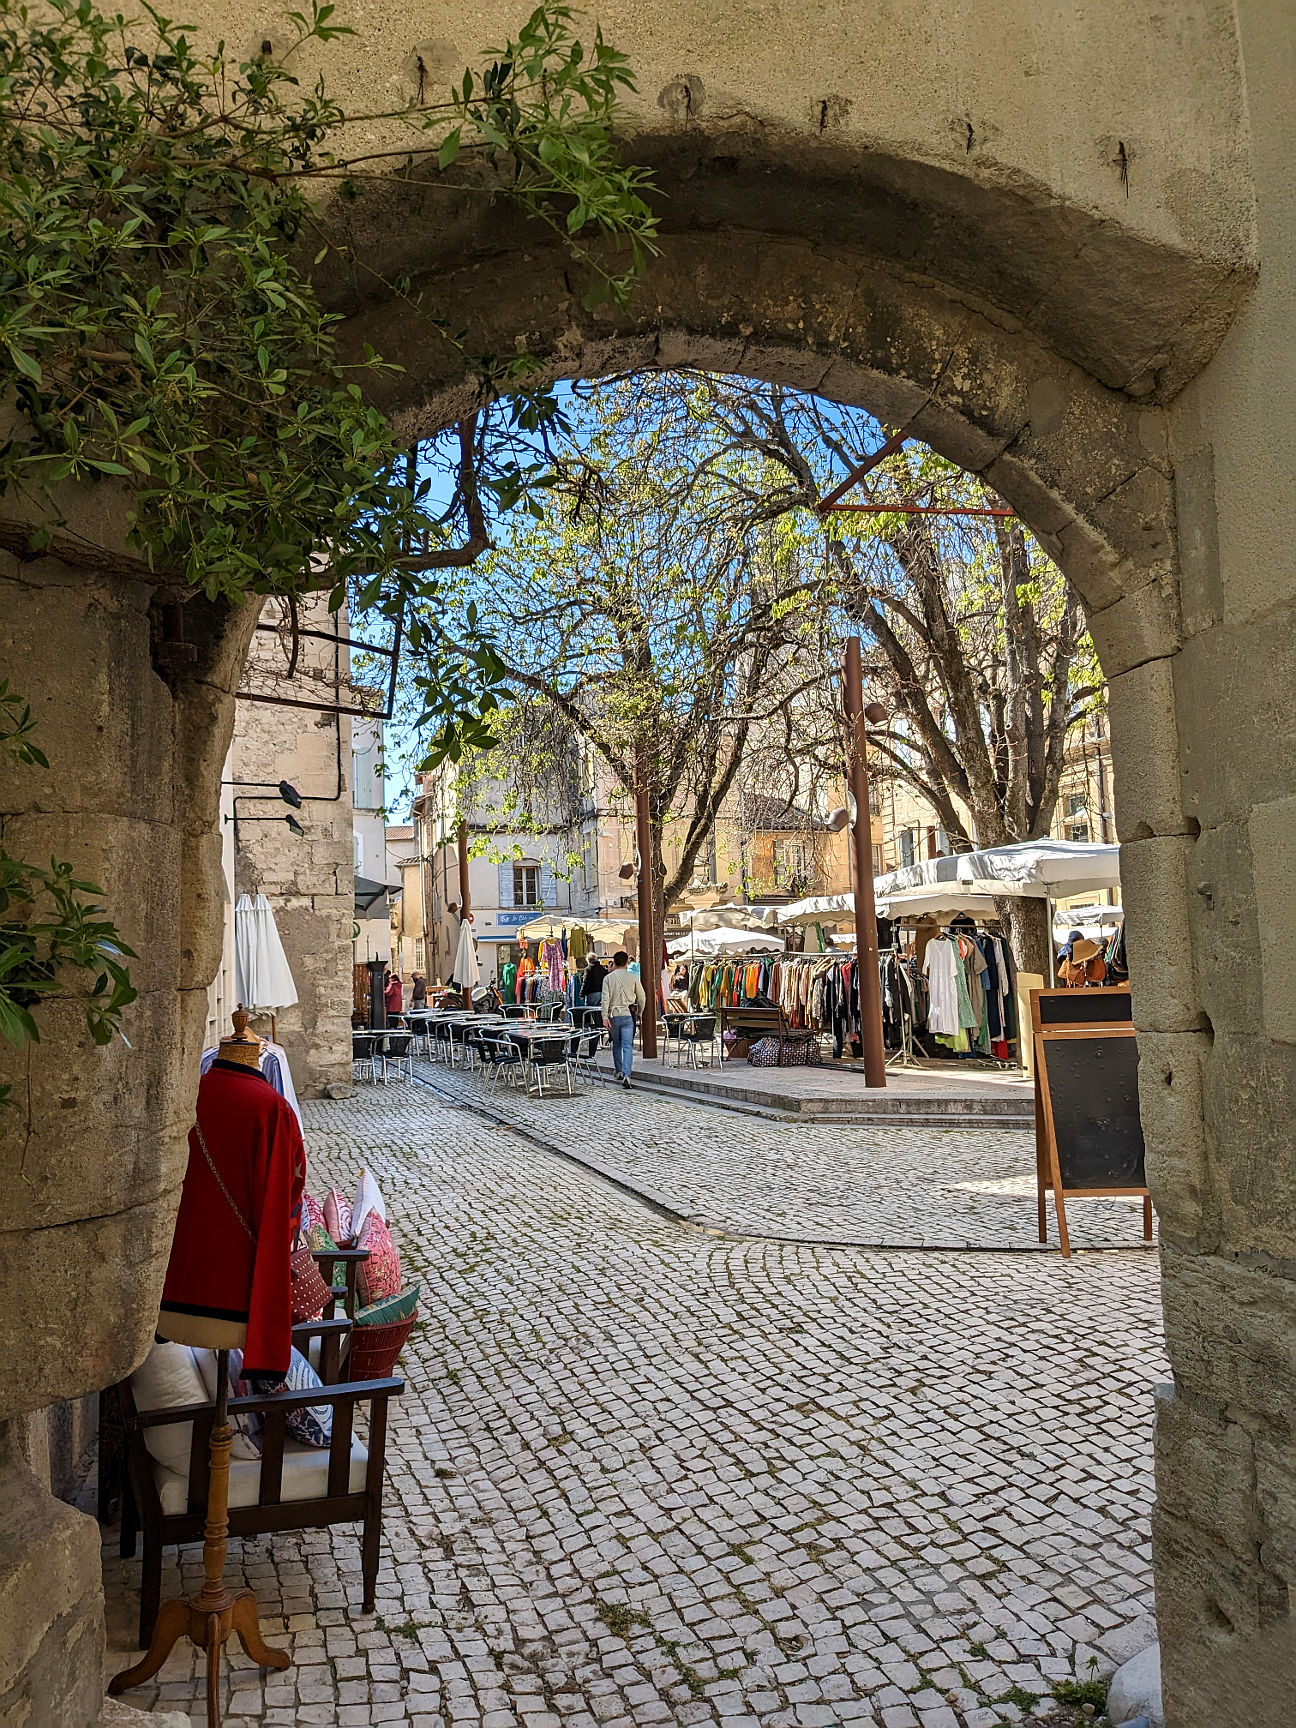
[[413, 1061, 1156, 1253], [103, 1083, 1166, 1727]]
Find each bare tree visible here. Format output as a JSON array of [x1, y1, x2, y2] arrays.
[[614, 373, 1104, 973]]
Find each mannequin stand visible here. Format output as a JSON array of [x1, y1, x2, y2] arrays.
[[109, 1348, 290, 1726]]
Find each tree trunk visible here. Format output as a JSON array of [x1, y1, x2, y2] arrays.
[[997, 895, 1053, 983]]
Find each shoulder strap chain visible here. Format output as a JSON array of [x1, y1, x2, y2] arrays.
[[193, 1117, 256, 1244]]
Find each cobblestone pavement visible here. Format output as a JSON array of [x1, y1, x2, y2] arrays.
[[412, 1060, 1155, 1254], [103, 1085, 1165, 1727]]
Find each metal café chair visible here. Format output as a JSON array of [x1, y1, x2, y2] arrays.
[[381, 1030, 415, 1083], [481, 1031, 521, 1093], [568, 1027, 601, 1083], [522, 1033, 574, 1098], [677, 1012, 718, 1069], [352, 1033, 380, 1083]]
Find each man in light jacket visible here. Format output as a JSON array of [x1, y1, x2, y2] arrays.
[[601, 950, 647, 1088]]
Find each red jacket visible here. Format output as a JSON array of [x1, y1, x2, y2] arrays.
[[160, 1060, 306, 1374]]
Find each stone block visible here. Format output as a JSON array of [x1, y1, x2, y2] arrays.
[[1157, 1245, 1296, 1426], [1172, 611, 1296, 833], [0, 989, 193, 1232], [1107, 658, 1189, 841], [1152, 1388, 1259, 1562], [1152, 1504, 1293, 1728], [0, 1187, 178, 1421], [1086, 576, 1182, 679], [0, 1441, 105, 1728], [0, 565, 174, 828], [1180, 818, 1261, 1039], [1198, 1031, 1296, 1262], [1249, 793, 1296, 1045], [1119, 835, 1201, 1033], [1134, 1030, 1211, 1241], [0, 812, 182, 997], [1086, 466, 1177, 573], [1105, 1641, 1162, 1728]]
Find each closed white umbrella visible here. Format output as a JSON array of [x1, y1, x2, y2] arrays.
[[453, 917, 480, 990], [233, 893, 298, 1016]]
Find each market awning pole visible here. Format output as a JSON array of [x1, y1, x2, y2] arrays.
[[457, 818, 472, 1010], [635, 741, 658, 1060], [844, 636, 887, 1087]]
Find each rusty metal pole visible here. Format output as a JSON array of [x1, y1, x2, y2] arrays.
[[457, 818, 473, 1010], [843, 637, 887, 1087], [634, 743, 658, 1060]]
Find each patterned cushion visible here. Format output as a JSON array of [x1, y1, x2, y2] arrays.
[[355, 1283, 420, 1327], [322, 1187, 353, 1246], [300, 1191, 328, 1237], [275, 1347, 332, 1447], [355, 1212, 402, 1306]]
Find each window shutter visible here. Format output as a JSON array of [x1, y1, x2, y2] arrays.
[[540, 862, 558, 907], [498, 861, 513, 906]]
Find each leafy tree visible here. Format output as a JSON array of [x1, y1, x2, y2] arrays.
[[415, 376, 839, 939], [0, 0, 657, 1050], [1, 0, 657, 739]]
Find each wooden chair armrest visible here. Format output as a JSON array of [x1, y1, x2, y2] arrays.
[[228, 1378, 403, 1416], [311, 1248, 371, 1263], [290, 1318, 352, 1340]]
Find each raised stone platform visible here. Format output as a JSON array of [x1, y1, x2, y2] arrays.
[[592, 1049, 1035, 1128]]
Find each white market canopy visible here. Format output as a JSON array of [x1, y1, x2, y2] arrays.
[[874, 839, 1121, 901], [519, 914, 633, 941], [689, 902, 782, 932], [667, 927, 786, 958], [778, 841, 1122, 927], [777, 892, 856, 928]]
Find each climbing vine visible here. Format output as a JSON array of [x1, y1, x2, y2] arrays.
[[0, 0, 658, 1060]]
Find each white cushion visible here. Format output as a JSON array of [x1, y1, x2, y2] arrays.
[[192, 1349, 261, 1460], [152, 1435, 369, 1517], [351, 1168, 386, 1237], [129, 1342, 208, 1473]]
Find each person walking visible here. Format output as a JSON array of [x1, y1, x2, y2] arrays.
[[582, 954, 608, 1005], [383, 969, 403, 1018], [601, 950, 646, 1088]]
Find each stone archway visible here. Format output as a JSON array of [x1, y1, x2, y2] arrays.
[[2, 3, 1292, 1723], [317, 192, 1284, 1722]]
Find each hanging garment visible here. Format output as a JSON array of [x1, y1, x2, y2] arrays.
[[160, 1060, 306, 1374], [923, 938, 962, 1035], [200, 1042, 302, 1127], [501, 961, 517, 1004]]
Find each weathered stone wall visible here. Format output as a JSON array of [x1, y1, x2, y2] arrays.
[[230, 601, 355, 1097], [0, 553, 254, 1724]]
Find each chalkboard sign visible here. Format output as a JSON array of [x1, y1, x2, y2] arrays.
[[1035, 1026, 1152, 1256], [1031, 985, 1132, 1031]]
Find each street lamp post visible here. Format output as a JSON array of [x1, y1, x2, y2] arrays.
[[843, 636, 888, 1088]]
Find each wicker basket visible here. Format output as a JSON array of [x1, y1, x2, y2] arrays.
[[347, 1312, 417, 1380]]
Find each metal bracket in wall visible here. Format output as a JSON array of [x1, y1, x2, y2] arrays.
[[235, 603, 403, 720]]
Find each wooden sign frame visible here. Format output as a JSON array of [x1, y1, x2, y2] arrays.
[[1035, 1024, 1152, 1257]]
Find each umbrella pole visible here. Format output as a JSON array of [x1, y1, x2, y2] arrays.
[[844, 637, 887, 1087], [457, 821, 473, 1010]]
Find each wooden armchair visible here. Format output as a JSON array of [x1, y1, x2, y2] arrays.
[[105, 1289, 402, 1648]]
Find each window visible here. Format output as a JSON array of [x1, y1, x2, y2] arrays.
[[1068, 819, 1090, 842], [1067, 793, 1087, 817], [900, 828, 918, 868], [414, 937, 425, 970], [872, 843, 884, 875], [513, 864, 541, 907], [1066, 793, 1089, 843]]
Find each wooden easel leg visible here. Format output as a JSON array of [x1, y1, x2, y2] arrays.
[[109, 1349, 291, 1721], [1056, 1190, 1072, 1258], [1144, 1195, 1154, 1241], [107, 1598, 192, 1694], [230, 1589, 291, 1670]]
